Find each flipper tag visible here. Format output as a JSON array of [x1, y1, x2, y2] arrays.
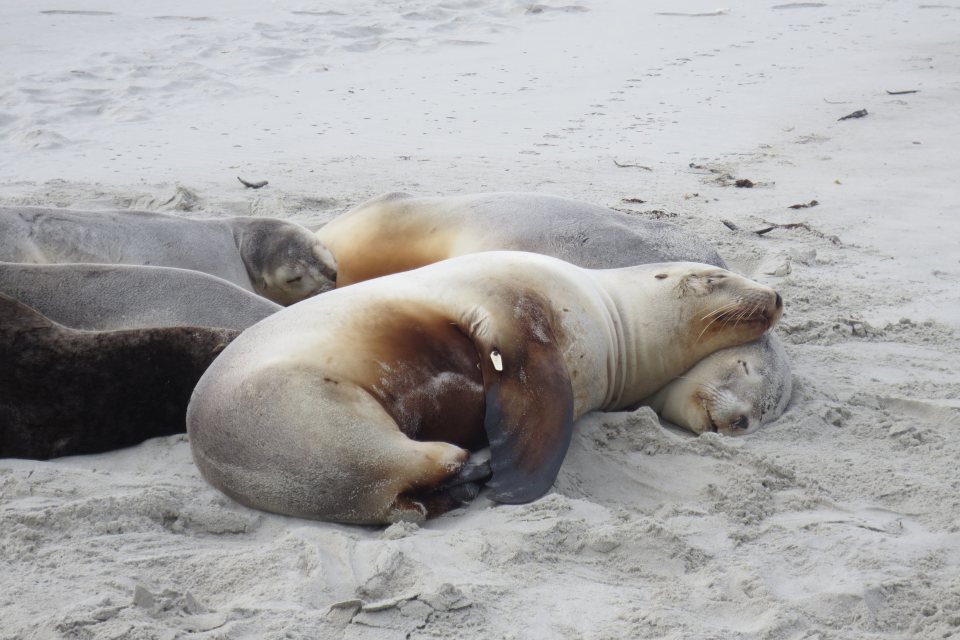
[[490, 350, 503, 372]]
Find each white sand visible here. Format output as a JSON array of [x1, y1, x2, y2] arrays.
[[3, 1, 960, 637]]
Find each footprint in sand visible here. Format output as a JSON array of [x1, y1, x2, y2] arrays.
[[772, 2, 828, 8], [152, 16, 215, 22], [39, 9, 114, 15]]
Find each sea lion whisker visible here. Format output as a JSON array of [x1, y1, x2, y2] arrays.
[[697, 313, 725, 342], [701, 301, 740, 321]]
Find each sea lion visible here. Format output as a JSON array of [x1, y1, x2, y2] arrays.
[[0, 293, 239, 460], [316, 191, 726, 286], [0, 262, 280, 331], [644, 333, 791, 435], [0, 206, 336, 305], [187, 251, 783, 524], [316, 191, 791, 434]]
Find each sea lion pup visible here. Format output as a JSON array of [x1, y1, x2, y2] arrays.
[[316, 191, 791, 434], [0, 262, 280, 331], [645, 333, 792, 435], [0, 206, 336, 305], [0, 294, 239, 460], [187, 252, 783, 524]]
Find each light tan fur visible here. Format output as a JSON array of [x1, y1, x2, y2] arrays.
[[187, 252, 782, 524]]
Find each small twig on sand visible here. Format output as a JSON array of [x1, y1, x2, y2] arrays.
[[758, 221, 842, 245], [621, 197, 647, 204], [613, 207, 676, 219], [238, 176, 269, 189], [722, 217, 840, 244], [838, 108, 868, 121], [788, 199, 819, 209], [613, 159, 653, 170], [886, 89, 919, 95]]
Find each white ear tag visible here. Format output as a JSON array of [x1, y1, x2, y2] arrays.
[[490, 350, 503, 372]]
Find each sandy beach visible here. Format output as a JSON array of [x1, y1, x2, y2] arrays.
[[2, 1, 960, 637]]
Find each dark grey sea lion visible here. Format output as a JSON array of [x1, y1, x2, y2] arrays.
[[0, 293, 239, 460]]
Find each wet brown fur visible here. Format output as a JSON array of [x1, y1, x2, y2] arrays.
[[0, 294, 239, 459], [347, 291, 573, 507], [358, 302, 487, 450]]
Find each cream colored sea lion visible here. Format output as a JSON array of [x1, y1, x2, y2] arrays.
[[645, 333, 791, 435], [187, 251, 783, 524], [0, 262, 280, 331], [0, 206, 336, 305], [0, 294, 239, 460], [316, 191, 791, 434]]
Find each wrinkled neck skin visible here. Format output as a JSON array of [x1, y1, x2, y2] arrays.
[[589, 269, 740, 412]]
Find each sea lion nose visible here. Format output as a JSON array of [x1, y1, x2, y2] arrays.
[[774, 292, 783, 309]]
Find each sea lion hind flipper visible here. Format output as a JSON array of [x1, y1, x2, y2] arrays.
[[482, 337, 574, 504], [433, 454, 492, 491]]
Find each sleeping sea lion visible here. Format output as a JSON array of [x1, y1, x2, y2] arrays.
[[187, 251, 783, 524], [0, 293, 238, 459], [0, 262, 279, 331], [315, 191, 792, 434], [0, 206, 336, 305]]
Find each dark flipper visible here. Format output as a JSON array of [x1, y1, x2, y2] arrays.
[[480, 310, 574, 504]]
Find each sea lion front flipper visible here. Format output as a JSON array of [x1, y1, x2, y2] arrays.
[[478, 308, 574, 504]]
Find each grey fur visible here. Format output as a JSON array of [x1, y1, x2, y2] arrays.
[[0, 262, 280, 330], [0, 206, 336, 305]]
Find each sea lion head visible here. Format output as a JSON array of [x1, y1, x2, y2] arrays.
[[648, 333, 792, 435], [235, 218, 337, 305], [655, 263, 783, 349], [596, 262, 783, 408], [616, 262, 783, 352]]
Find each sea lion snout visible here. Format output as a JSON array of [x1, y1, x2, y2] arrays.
[[764, 289, 784, 329], [735, 284, 784, 330]]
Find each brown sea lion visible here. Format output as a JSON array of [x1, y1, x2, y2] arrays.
[[0, 293, 239, 460]]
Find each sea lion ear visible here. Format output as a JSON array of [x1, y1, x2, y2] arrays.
[[675, 272, 708, 298], [479, 301, 574, 504]]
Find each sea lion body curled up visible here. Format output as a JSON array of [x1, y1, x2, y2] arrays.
[[0, 206, 336, 305], [0, 294, 239, 459], [187, 252, 783, 524], [317, 192, 792, 434]]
